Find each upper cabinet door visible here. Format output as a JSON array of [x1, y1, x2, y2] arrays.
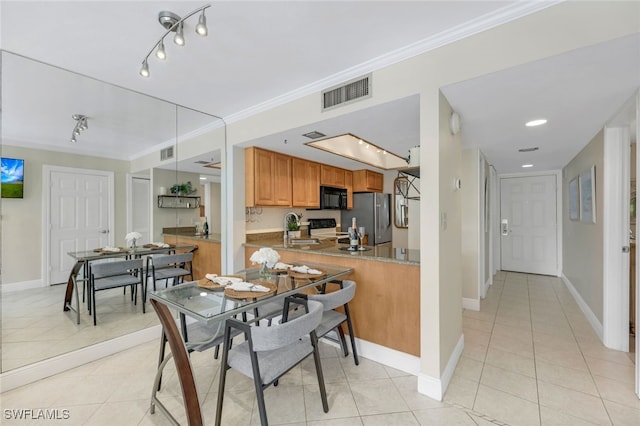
[[353, 169, 384, 192], [321, 165, 346, 188], [246, 147, 292, 207], [292, 158, 320, 208]]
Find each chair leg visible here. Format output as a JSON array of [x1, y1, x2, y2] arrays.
[[215, 328, 234, 426], [92, 288, 97, 326], [255, 384, 269, 426], [336, 325, 349, 357], [312, 334, 329, 413], [344, 306, 359, 365]]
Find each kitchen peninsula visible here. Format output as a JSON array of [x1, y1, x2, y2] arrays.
[[244, 237, 420, 356], [163, 228, 222, 279]]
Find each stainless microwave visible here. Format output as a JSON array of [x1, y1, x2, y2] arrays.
[[319, 186, 347, 210]]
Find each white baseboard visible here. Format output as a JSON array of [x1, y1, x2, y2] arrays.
[[322, 333, 420, 376], [0, 325, 162, 392], [463, 297, 480, 311], [1, 279, 43, 293], [482, 277, 492, 298], [417, 333, 464, 401], [561, 274, 603, 341]]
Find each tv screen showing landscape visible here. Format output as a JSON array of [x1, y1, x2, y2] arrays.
[[1, 157, 24, 198]]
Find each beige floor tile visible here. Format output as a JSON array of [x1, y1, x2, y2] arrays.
[[533, 347, 589, 372], [307, 418, 364, 426], [361, 411, 419, 425], [84, 399, 149, 426], [384, 365, 412, 378], [442, 376, 478, 409], [473, 384, 540, 426], [540, 406, 601, 426], [479, 364, 538, 403], [592, 374, 640, 411], [461, 340, 488, 362], [391, 376, 446, 411], [538, 381, 611, 425], [413, 406, 478, 425], [536, 360, 599, 396], [201, 389, 253, 426], [463, 328, 492, 347], [585, 356, 636, 385], [484, 346, 536, 378], [602, 399, 640, 426], [451, 356, 484, 382], [340, 357, 389, 383], [248, 384, 306, 425], [349, 378, 410, 416], [462, 317, 494, 334], [488, 332, 534, 359], [304, 382, 359, 421]]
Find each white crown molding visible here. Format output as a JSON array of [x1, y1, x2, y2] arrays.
[[223, 1, 561, 126]]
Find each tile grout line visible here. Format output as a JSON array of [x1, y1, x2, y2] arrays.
[[550, 278, 616, 426], [526, 275, 543, 426]]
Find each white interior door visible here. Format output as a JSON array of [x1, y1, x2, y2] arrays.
[[130, 176, 151, 244], [48, 168, 112, 284], [500, 174, 558, 275]]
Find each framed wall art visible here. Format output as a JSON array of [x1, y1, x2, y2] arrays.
[[569, 177, 579, 221], [579, 165, 596, 223]]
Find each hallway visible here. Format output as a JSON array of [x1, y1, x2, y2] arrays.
[[446, 271, 638, 425]]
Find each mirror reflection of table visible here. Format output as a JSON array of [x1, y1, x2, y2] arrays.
[[63, 244, 196, 323], [148, 261, 353, 425]]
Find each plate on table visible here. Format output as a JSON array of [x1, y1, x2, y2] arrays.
[[197, 276, 243, 290], [143, 243, 175, 249], [223, 281, 277, 299], [288, 269, 326, 280], [93, 247, 128, 253]]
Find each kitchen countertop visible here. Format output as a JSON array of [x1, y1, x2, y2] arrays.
[[245, 238, 420, 265], [163, 233, 222, 243]]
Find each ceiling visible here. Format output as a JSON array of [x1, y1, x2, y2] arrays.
[[1, 1, 639, 176]]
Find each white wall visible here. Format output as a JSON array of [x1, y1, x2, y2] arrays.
[[461, 148, 480, 306], [563, 130, 605, 323]]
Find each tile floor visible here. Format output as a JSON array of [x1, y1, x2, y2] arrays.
[[1, 271, 638, 425]]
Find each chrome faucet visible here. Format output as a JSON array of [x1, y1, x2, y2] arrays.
[[284, 212, 299, 234]]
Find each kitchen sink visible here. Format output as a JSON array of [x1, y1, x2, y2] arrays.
[[289, 238, 320, 245]]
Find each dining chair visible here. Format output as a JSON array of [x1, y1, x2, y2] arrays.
[[215, 298, 328, 426], [89, 258, 145, 326], [296, 279, 359, 365], [146, 252, 193, 291]]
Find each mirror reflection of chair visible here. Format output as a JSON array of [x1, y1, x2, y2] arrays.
[[215, 298, 329, 426], [146, 252, 194, 291], [298, 279, 359, 365], [89, 259, 145, 326]]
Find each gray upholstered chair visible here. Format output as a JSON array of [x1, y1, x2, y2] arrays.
[[215, 298, 328, 426], [146, 252, 193, 290], [306, 279, 359, 365], [89, 259, 144, 326]]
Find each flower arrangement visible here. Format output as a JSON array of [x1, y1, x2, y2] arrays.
[[286, 214, 301, 231], [170, 181, 197, 195], [125, 231, 142, 248], [249, 247, 280, 268]]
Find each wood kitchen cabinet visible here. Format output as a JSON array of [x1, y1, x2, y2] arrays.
[[345, 170, 353, 209], [353, 169, 383, 192], [292, 157, 320, 208], [320, 164, 345, 188], [245, 147, 292, 207]]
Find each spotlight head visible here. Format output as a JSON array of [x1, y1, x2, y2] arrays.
[[140, 60, 150, 77], [174, 22, 185, 46], [71, 137, 76, 143], [195, 11, 208, 36], [155, 40, 166, 60]]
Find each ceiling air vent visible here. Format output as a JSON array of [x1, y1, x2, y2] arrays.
[[160, 146, 174, 161], [322, 74, 371, 111]]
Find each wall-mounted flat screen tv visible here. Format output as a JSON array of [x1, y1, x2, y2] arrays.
[[1, 157, 25, 198]]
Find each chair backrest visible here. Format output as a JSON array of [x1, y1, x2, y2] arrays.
[[308, 280, 356, 311], [91, 258, 143, 278], [251, 300, 323, 351], [151, 252, 193, 268]]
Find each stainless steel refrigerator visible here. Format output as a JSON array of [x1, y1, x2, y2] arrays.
[[341, 193, 392, 245]]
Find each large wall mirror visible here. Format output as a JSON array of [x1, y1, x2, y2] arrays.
[[0, 51, 224, 373]]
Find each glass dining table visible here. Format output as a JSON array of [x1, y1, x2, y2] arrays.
[[148, 261, 353, 425]]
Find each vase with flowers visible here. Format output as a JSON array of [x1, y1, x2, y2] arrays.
[[125, 231, 142, 251], [249, 247, 280, 280]]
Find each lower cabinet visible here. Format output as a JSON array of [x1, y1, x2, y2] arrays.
[[164, 236, 221, 280]]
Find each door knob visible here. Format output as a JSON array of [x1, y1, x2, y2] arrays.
[[501, 219, 509, 236], [100, 230, 109, 234]]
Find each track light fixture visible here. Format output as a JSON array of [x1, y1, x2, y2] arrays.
[[70, 114, 88, 143], [139, 4, 211, 78]]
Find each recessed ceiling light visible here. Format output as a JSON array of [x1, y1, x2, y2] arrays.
[[199, 176, 206, 180], [522, 164, 534, 168], [525, 119, 547, 127], [306, 133, 407, 170]]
